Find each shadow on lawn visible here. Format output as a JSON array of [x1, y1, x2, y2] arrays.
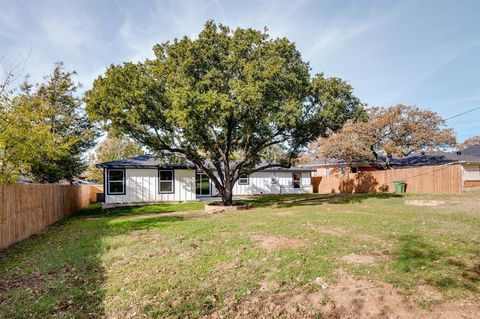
[[0, 206, 186, 318], [243, 192, 403, 209], [77, 202, 204, 219], [394, 234, 480, 292]]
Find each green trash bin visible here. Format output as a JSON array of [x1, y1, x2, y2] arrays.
[[393, 180, 406, 194]]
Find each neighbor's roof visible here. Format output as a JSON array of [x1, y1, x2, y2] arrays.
[[462, 144, 480, 157], [303, 145, 480, 168], [97, 154, 316, 172], [393, 150, 480, 167]]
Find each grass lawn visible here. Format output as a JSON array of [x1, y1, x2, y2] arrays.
[[1, 191, 480, 318]]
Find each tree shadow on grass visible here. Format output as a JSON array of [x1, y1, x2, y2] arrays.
[[76, 202, 204, 219], [393, 235, 480, 293], [0, 208, 186, 318], [395, 234, 442, 272], [240, 193, 403, 209]]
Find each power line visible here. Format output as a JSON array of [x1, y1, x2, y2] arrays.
[[445, 106, 480, 121]]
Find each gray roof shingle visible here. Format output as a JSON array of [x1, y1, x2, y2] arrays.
[[96, 154, 195, 169], [462, 144, 480, 157], [97, 154, 316, 172], [305, 145, 480, 168]]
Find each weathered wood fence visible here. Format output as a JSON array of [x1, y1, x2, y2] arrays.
[[0, 184, 103, 251], [312, 164, 463, 194]]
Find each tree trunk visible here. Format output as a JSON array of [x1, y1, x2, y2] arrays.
[[220, 179, 234, 206], [386, 153, 392, 169]]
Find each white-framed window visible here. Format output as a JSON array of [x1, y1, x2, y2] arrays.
[[292, 173, 301, 188], [159, 169, 174, 193], [238, 174, 249, 185], [107, 169, 125, 195]]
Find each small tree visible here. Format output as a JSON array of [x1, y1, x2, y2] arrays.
[[316, 104, 456, 168], [85, 22, 363, 205], [458, 136, 480, 150], [85, 136, 144, 182]]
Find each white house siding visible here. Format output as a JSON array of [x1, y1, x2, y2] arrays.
[[463, 164, 480, 181], [105, 168, 196, 204], [212, 171, 313, 195]]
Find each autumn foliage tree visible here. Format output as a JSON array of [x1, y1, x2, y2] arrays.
[[315, 104, 457, 168], [85, 21, 363, 205]]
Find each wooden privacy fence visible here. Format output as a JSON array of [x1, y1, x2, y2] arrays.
[[312, 164, 463, 194], [0, 184, 103, 251]]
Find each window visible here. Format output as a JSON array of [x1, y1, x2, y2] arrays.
[[351, 167, 358, 173], [238, 174, 249, 185], [159, 169, 174, 193], [196, 172, 210, 196], [292, 173, 301, 188], [107, 169, 125, 195]]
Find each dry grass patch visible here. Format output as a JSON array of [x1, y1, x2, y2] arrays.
[[340, 253, 377, 265], [249, 234, 308, 250], [405, 200, 446, 207]]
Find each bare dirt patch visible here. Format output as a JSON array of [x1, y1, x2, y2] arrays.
[[340, 253, 377, 265], [249, 234, 308, 250], [305, 224, 350, 236], [205, 272, 480, 319], [304, 223, 383, 244], [130, 230, 164, 244], [405, 200, 445, 207], [321, 272, 480, 319], [275, 210, 295, 217]]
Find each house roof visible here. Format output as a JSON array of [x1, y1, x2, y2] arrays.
[[462, 144, 480, 157], [305, 145, 480, 168], [97, 154, 316, 172], [96, 154, 195, 169], [392, 150, 480, 167]]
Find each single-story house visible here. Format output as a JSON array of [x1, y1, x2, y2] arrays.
[[97, 155, 316, 204], [306, 144, 480, 189]]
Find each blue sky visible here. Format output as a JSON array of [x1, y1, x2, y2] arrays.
[[1, 0, 479, 141]]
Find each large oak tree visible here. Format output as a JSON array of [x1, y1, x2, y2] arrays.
[[85, 21, 363, 205]]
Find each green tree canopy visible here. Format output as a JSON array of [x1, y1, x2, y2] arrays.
[[0, 61, 59, 183], [26, 62, 97, 183], [0, 62, 97, 183], [86, 21, 363, 204]]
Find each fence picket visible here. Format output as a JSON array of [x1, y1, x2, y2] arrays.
[[312, 164, 463, 194], [0, 184, 103, 251]]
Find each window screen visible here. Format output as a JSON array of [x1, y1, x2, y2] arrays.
[[159, 170, 174, 193], [108, 169, 125, 194], [292, 173, 301, 188]]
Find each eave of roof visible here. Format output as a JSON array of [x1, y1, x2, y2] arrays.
[[97, 155, 315, 172]]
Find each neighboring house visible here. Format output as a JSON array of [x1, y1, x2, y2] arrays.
[[306, 144, 480, 188], [304, 158, 377, 176], [97, 154, 315, 204]]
